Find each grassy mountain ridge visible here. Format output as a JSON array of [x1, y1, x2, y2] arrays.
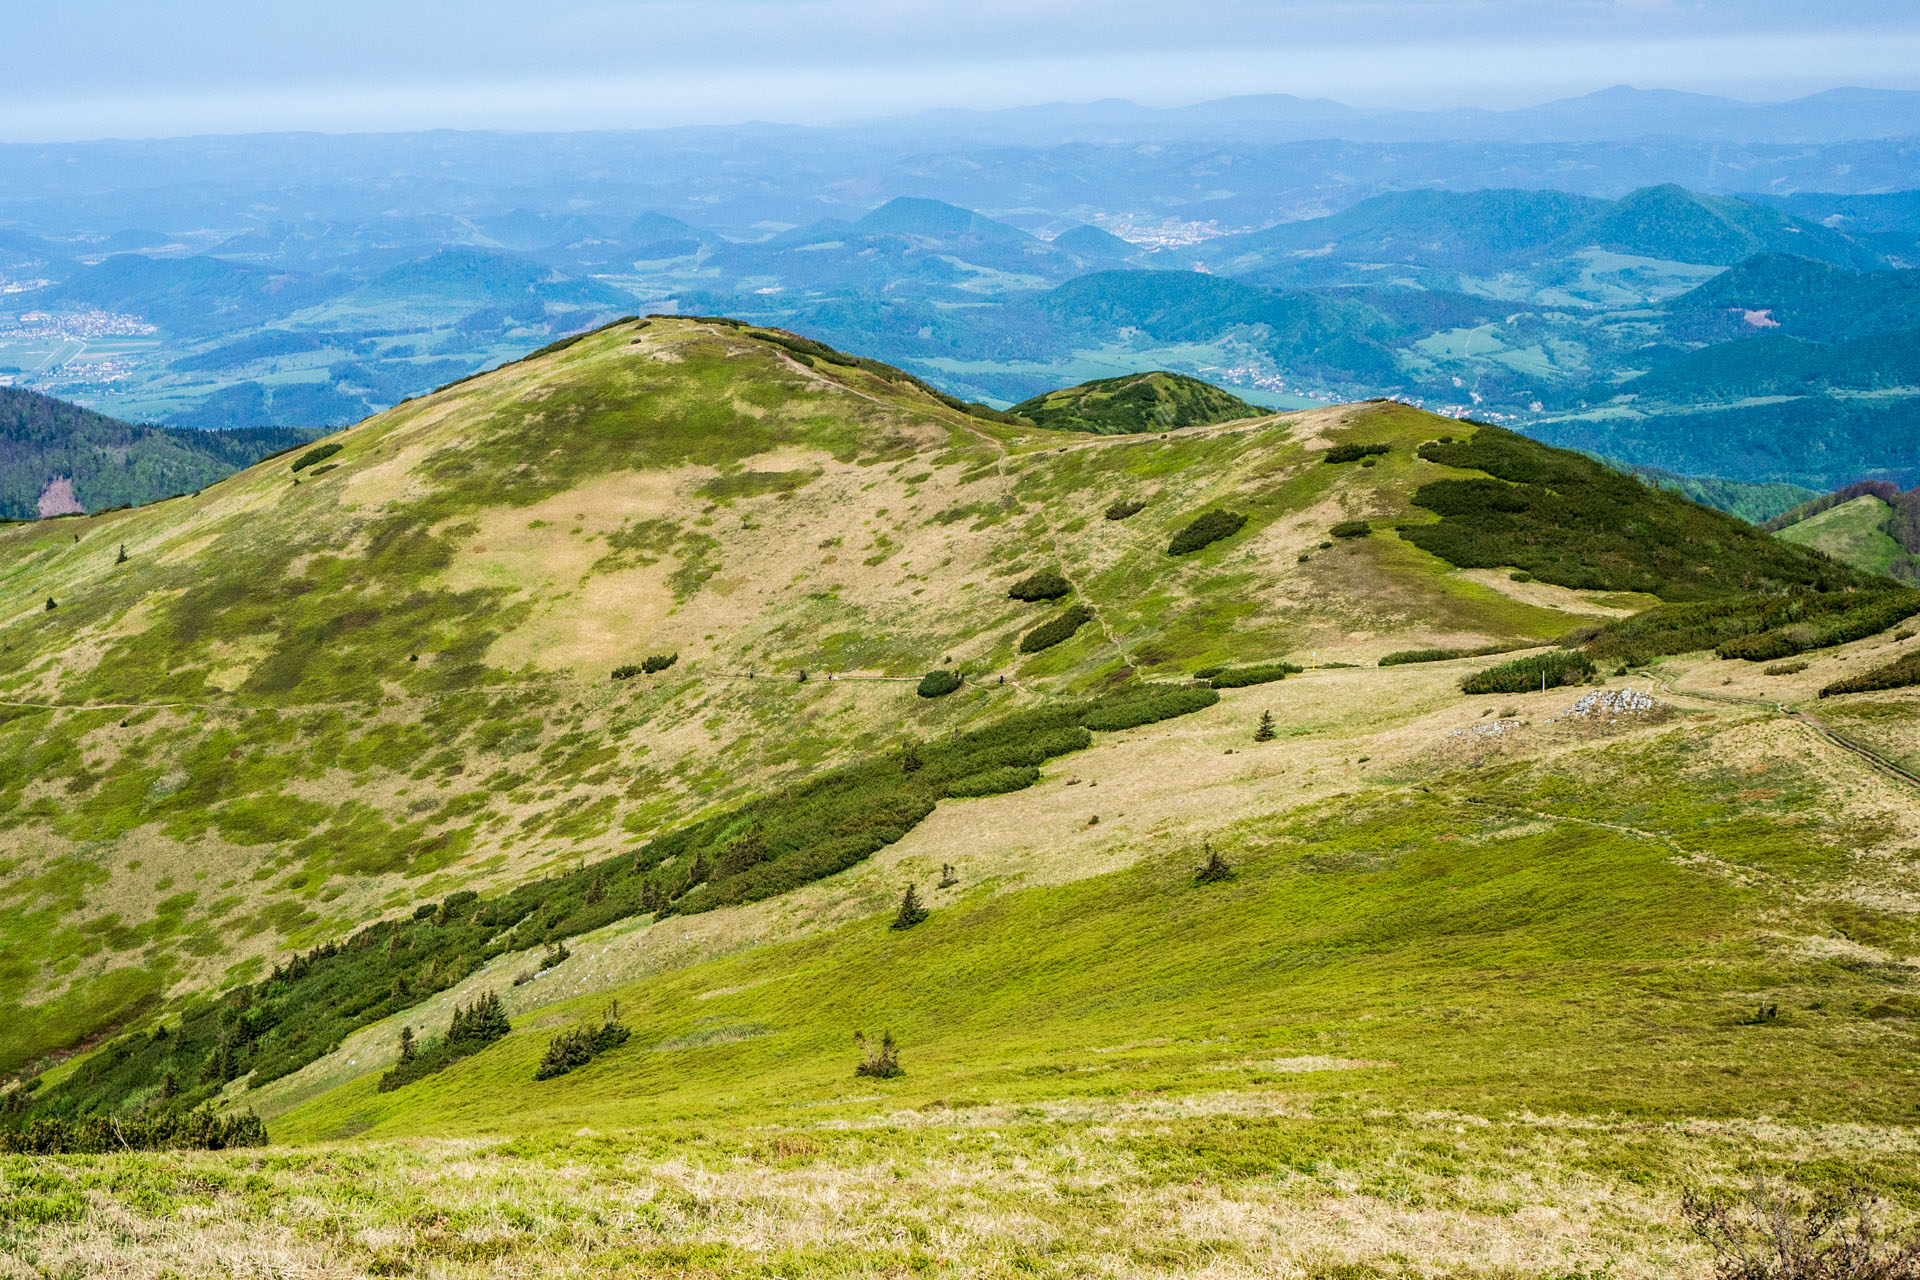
[[7, 318, 1920, 1275], [1007, 370, 1262, 434], [0, 315, 1802, 1081]]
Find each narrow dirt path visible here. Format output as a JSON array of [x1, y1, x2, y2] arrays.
[[1646, 670, 1920, 794]]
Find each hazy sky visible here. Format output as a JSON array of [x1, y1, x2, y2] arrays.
[[6, 0, 1920, 141]]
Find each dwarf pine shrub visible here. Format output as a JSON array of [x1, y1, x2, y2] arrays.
[[1209, 662, 1300, 689], [1460, 650, 1596, 695], [1168, 509, 1248, 555], [642, 652, 678, 674], [1008, 570, 1072, 601], [1324, 442, 1390, 464], [289, 441, 343, 472], [1330, 520, 1371, 539], [917, 669, 961, 698], [1019, 604, 1093, 653], [1105, 498, 1146, 521]]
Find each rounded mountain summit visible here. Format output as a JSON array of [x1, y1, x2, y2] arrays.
[[1009, 370, 1263, 434]]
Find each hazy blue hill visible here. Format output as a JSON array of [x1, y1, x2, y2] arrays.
[[0, 385, 314, 517], [1536, 396, 1920, 489], [354, 248, 634, 309], [853, 196, 1035, 243], [1620, 329, 1920, 400], [1664, 255, 1920, 343], [1572, 184, 1873, 269], [476, 210, 617, 252], [1049, 224, 1140, 259], [32, 253, 346, 335], [1201, 188, 1605, 274], [1204, 185, 1874, 284], [1039, 269, 1402, 383]]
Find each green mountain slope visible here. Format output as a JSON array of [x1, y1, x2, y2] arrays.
[[0, 314, 1810, 1080], [1774, 494, 1913, 578], [7, 318, 1920, 1276], [1007, 370, 1262, 434], [0, 385, 315, 518]]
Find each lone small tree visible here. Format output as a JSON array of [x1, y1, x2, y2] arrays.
[[1195, 842, 1234, 884], [1254, 710, 1276, 742], [938, 862, 959, 889], [397, 1026, 416, 1064], [892, 884, 928, 930], [115, 544, 128, 564], [854, 1030, 904, 1079], [44, 597, 56, 611]]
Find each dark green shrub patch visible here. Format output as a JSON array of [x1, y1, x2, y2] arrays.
[[1168, 510, 1248, 556], [377, 991, 511, 1093], [1587, 589, 1920, 665], [1105, 498, 1146, 521], [1207, 663, 1301, 689], [1019, 604, 1094, 654], [1082, 684, 1219, 730], [1008, 570, 1072, 601], [1379, 643, 1528, 666], [642, 652, 678, 674], [1323, 443, 1390, 464], [1822, 649, 1920, 697], [611, 665, 641, 681], [4, 687, 1216, 1132], [1405, 425, 1864, 599], [917, 669, 961, 698], [0, 1107, 267, 1155], [1461, 650, 1596, 694], [1329, 520, 1371, 539], [535, 1003, 631, 1081], [289, 442, 343, 472]]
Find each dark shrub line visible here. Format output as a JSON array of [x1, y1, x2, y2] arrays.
[[289, 442, 343, 473], [3, 684, 1220, 1135], [1104, 498, 1146, 521], [1379, 643, 1529, 667], [1019, 604, 1094, 653], [1461, 650, 1596, 694], [1586, 589, 1920, 666], [1323, 443, 1390, 464], [1822, 648, 1920, 697], [1330, 520, 1371, 539], [1206, 663, 1301, 689], [0, 1107, 268, 1155], [1167, 509, 1248, 556]]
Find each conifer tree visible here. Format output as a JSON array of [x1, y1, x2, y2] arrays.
[[1254, 710, 1277, 742], [891, 884, 929, 930], [398, 1026, 416, 1064]]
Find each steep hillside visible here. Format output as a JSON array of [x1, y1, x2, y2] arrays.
[[0, 315, 1851, 1081], [1007, 370, 1261, 434], [0, 386, 314, 518], [7, 318, 1920, 1277]]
